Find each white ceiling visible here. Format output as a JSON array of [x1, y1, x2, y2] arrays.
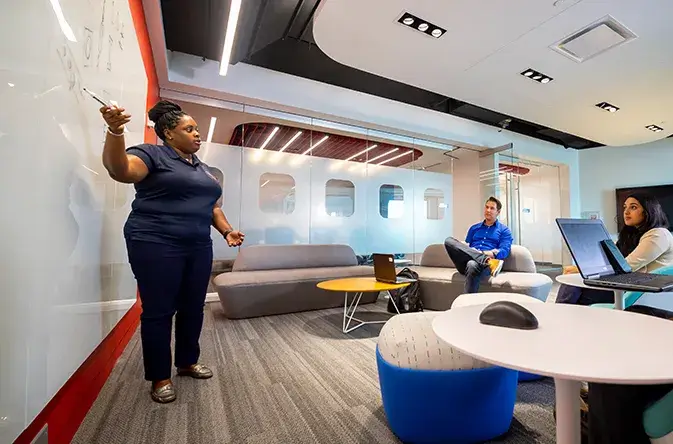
[[313, 0, 673, 147]]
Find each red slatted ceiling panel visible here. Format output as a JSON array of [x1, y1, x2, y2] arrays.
[[229, 123, 423, 167]]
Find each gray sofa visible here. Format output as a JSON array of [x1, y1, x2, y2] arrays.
[[412, 244, 553, 310], [214, 244, 376, 319]]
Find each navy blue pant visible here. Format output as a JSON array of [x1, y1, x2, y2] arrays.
[[444, 237, 490, 293], [127, 240, 213, 381]]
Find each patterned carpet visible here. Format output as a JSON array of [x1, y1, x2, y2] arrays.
[[72, 298, 559, 444]]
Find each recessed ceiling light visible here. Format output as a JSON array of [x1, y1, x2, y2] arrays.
[[7, 83, 14, 87], [595, 102, 620, 113], [646, 124, 664, 133], [520, 68, 553, 84], [397, 12, 446, 38]]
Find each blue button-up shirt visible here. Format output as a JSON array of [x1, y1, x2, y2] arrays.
[[465, 219, 513, 260]]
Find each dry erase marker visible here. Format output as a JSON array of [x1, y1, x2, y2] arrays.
[[83, 87, 116, 108]]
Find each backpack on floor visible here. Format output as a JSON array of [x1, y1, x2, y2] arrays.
[[387, 268, 423, 314]]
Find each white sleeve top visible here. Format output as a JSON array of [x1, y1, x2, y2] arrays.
[[626, 227, 673, 273]]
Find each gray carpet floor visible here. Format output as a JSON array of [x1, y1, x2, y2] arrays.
[[73, 292, 560, 444]]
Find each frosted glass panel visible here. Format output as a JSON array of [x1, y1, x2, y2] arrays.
[[240, 148, 311, 246]]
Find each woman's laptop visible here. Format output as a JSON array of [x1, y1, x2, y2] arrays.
[[555, 218, 673, 292], [372, 254, 417, 284]]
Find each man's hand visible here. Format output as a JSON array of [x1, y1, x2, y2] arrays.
[[483, 250, 495, 259]]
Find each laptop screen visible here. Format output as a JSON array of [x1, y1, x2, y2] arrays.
[[556, 219, 615, 278]]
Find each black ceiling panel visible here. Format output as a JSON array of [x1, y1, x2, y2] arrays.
[[160, 0, 603, 150]]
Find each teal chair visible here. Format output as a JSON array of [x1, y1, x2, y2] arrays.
[[591, 265, 673, 310], [644, 389, 673, 443]]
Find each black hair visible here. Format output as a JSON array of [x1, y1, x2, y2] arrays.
[[616, 193, 669, 256], [487, 196, 502, 212], [148, 100, 186, 141]]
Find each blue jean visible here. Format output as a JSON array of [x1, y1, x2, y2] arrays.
[[444, 237, 490, 293], [127, 240, 213, 381]]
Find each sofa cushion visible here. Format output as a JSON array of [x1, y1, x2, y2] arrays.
[[502, 245, 536, 273], [419, 243, 536, 273], [412, 266, 550, 289], [231, 244, 358, 272], [215, 265, 374, 287], [420, 244, 456, 268]]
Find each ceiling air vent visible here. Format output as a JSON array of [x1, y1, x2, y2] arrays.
[[550, 15, 637, 63]]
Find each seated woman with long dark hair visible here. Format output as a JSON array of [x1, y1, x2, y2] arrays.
[[557, 193, 673, 305]]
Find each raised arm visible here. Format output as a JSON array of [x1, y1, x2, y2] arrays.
[[100, 105, 149, 183]]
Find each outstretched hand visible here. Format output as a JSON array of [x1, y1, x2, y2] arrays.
[[226, 230, 245, 247], [99, 105, 131, 133]]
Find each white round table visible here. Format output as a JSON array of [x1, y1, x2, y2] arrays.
[[453, 292, 543, 308], [432, 302, 673, 444], [555, 273, 625, 310]]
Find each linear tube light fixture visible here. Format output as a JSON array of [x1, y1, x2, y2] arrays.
[[301, 135, 329, 155], [206, 117, 217, 142], [345, 144, 377, 161], [279, 131, 302, 152], [219, 0, 242, 76], [259, 126, 280, 150], [365, 148, 398, 163], [378, 151, 413, 166]]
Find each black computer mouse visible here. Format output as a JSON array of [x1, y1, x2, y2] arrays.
[[478, 301, 539, 330]]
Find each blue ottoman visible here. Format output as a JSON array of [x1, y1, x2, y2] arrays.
[[377, 312, 518, 444]]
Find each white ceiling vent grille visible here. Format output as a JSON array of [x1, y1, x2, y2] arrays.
[[551, 15, 637, 63]]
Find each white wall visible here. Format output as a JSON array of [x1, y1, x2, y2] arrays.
[[579, 138, 673, 235], [163, 53, 582, 218]]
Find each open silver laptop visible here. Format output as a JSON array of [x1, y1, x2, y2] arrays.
[[556, 218, 673, 292]]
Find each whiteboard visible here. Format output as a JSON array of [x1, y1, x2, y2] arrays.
[[0, 0, 148, 441]]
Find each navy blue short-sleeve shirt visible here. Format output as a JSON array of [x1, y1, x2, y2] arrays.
[[123, 144, 222, 247]]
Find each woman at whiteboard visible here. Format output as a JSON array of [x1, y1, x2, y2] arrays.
[[99, 100, 244, 403]]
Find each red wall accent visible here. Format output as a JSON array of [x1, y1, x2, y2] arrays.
[[13, 0, 157, 442]]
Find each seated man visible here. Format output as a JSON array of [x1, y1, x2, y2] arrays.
[[444, 196, 513, 293]]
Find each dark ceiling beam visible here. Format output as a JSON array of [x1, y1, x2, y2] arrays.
[[298, 0, 322, 41], [283, 0, 306, 40], [246, 0, 270, 60]]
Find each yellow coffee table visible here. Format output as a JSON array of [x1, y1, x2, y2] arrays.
[[317, 277, 411, 333]]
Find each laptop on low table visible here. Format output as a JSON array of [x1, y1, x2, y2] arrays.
[[372, 253, 417, 284], [556, 218, 673, 292]]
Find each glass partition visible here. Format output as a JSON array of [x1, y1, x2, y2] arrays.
[[172, 98, 462, 267]]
